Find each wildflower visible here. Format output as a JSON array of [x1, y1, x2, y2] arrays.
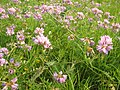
[[97, 20, 109, 29], [53, 71, 67, 83], [104, 12, 110, 17], [33, 35, 52, 49], [0, 7, 5, 14], [34, 12, 42, 20], [10, 58, 20, 67], [17, 30, 25, 44], [63, 0, 73, 5], [0, 14, 9, 19], [2, 77, 18, 90], [0, 48, 9, 55], [54, 6, 62, 15], [8, 7, 16, 15], [12, 0, 19, 2], [104, 19, 110, 24], [12, 0, 21, 3], [24, 12, 31, 18], [24, 44, 32, 51], [6, 25, 15, 36], [80, 37, 95, 46], [14, 62, 20, 67], [108, 16, 115, 19], [34, 5, 40, 11], [54, 6, 66, 15], [95, 3, 101, 7], [88, 18, 93, 22], [47, 6, 54, 14], [64, 19, 70, 26], [0, 53, 4, 59], [34, 27, 44, 35], [68, 34, 75, 40], [17, 33, 25, 41], [66, 16, 74, 21], [60, 6, 66, 12], [77, 12, 85, 19], [15, 14, 22, 19], [97, 35, 113, 54], [9, 69, 14, 74], [10, 58, 14, 64], [40, 4, 48, 13], [91, 8, 103, 15], [112, 23, 120, 32], [86, 46, 95, 56], [0, 58, 6, 66]]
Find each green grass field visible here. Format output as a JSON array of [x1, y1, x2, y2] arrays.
[[0, 0, 120, 90]]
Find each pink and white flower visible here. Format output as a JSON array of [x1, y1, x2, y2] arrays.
[[6, 25, 15, 36], [0, 48, 9, 55], [34, 27, 44, 35], [0, 7, 5, 14], [8, 7, 16, 15], [92, 8, 103, 15], [33, 35, 52, 49], [77, 12, 85, 19], [0, 58, 6, 66], [63, 0, 73, 5], [53, 71, 67, 83], [2, 77, 18, 90], [34, 12, 42, 20], [97, 35, 113, 54], [0, 53, 4, 59]]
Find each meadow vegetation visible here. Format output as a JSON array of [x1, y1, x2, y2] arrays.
[[0, 0, 120, 90]]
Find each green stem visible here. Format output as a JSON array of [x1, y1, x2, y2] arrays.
[[68, 74, 74, 90]]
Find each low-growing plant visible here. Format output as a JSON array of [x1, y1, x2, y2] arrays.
[[0, 0, 120, 90]]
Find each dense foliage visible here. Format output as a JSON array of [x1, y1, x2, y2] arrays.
[[0, 0, 120, 90]]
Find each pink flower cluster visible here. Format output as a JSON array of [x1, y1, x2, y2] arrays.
[[112, 23, 120, 32], [34, 27, 44, 35], [0, 57, 6, 66], [77, 12, 85, 20], [0, 48, 9, 55], [92, 8, 103, 15], [40, 4, 66, 14], [66, 16, 74, 21], [97, 35, 113, 54], [0, 7, 9, 19], [11, 0, 21, 3], [63, 0, 73, 5], [0, 13, 9, 19], [10, 58, 20, 67], [7, 58, 20, 74], [8, 7, 16, 15], [80, 37, 95, 46], [34, 12, 42, 21], [17, 30, 25, 44], [33, 27, 52, 49], [6, 25, 15, 36], [53, 71, 67, 83], [24, 12, 31, 18], [104, 12, 115, 19], [0, 48, 9, 66], [33, 35, 51, 49], [16, 30, 32, 51], [98, 19, 110, 29], [2, 77, 18, 90], [0, 7, 5, 14]]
